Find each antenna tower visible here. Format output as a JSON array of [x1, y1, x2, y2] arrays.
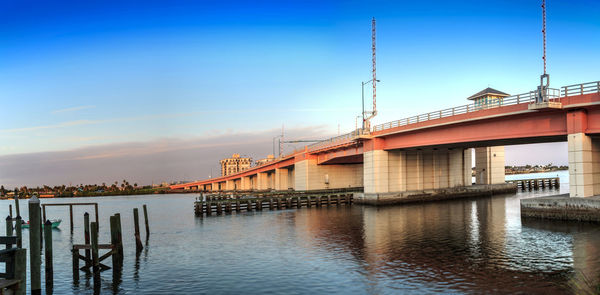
[[372, 17, 377, 117], [537, 0, 550, 102], [364, 17, 378, 130]]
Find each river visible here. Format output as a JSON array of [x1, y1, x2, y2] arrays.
[[2, 170, 600, 294]]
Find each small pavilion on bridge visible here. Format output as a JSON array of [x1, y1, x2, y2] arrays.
[[468, 87, 510, 109]]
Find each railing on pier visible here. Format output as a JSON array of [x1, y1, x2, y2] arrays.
[[506, 177, 560, 190], [194, 190, 357, 217]]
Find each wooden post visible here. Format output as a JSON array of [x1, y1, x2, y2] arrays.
[[114, 213, 123, 260], [44, 220, 53, 293], [42, 205, 46, 224], [9, 205, 12, 218], [28, 196, 41, 295], [336, 195, 341, 205], [247, 200, 252, 211], [269, 199, 275, 210], [6, 215, 13, 237], [14, 248, 26, 295], [306, 196, 312, 208], [316, 196, 321, 207], [14, 193, 20, 218], [94, 203, 99, 225], [327, 195, 331, 206], [236, 201, 241, 212], [69, 204, 74, 233], [15, 216, 22, 248], [91, 221, 100, 289], [133, 208, 143, 252], [110, 215, 120, 269], [297, 197, 302, 208], [84, 212, 91, 267], [143, 204, 150, 239], [72, 248, 79, 281], [206, 202, 212, 216], [216, 202, 223, 214]]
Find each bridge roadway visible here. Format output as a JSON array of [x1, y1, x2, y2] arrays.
[[171, 81, 600, 202]]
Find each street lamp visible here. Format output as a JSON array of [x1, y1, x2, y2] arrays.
[[362, 79, 380, 129]]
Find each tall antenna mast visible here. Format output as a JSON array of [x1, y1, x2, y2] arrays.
[[542, 0, 547, 76], [537, 0, 550, 102], [372, 17, 377, 117], [364, 17, 378, 130]]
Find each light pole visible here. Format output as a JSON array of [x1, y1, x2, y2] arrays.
[[362, 79, 380, 129], [355, 115, 361, 134], [272, 135, 283, 157]]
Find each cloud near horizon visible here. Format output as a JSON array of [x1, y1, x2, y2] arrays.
[[0, 126, 333, 188]]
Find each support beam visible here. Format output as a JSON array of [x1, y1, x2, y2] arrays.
[[475, 146, 505, 185], [568, 133, 599, 197]]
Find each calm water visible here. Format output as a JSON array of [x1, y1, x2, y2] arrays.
[[3, 170, 600, 294]]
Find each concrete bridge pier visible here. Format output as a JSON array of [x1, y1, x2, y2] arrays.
[[358, 147, 515, 205], [568, 133, 600, 197], [475, 146, 505, 185], [294, 155, 363, 191]]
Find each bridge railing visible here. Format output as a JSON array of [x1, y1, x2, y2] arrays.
[[306, 128, 367, 151], [373, 81, 599, 132], [294, 81, 599, 153], [561, 81, 600, 97]]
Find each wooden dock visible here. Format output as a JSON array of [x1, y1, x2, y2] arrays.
[[506, 177, 560, 190], [194, 189, 357, 217]]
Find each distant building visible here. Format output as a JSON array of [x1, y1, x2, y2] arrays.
[[220, 154, 252, 176], [255, 154, 275, 166], [467, 87, 510, 109]]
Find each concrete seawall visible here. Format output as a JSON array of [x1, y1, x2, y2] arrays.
[[354, 183, 517, 206], [521, 195, 600, 222]]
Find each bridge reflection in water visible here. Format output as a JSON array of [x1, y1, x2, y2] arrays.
[[292, 190, 600, 293]]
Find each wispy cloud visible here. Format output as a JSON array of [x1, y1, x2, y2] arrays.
[[52, 105, 96, 114]]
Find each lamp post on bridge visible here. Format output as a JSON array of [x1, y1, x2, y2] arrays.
[[362, 79, 380, 129]]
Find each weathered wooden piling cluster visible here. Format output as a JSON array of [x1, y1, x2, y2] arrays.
[[506, 177, 560, 190], [194, 189, 357, 217], [1, 196, 152, 294]]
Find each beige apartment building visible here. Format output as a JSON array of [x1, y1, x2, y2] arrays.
[[220, 154, 252, 176]]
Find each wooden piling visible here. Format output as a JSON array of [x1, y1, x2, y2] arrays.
[[15, 216, 22, 248], [296, 197, 302, 208], [9, 205, 12, 218], [28, 196, 41, 295], [14, 192, 20, 218], [236, 201, 241, 212], [6, 215, 13, 237], [143, 204, 150, 239], [133, 208, 144, 252], [84, 212, 91, 267], [44, 220, 53, 292], [206, 202, 212, 216], [110, 215, 121, 269], [306, 196, 312, 208], [114, 213, 124, 260], [269, 199, 275, 210], [90, 221, 100, 289], [14, 248, 26, 295], [216, 202, 223, 214], [72, 248, 79, 281], [69, 204, 74, 233], [247, 200, 252, 211]]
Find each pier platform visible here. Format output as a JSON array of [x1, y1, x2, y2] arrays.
[[354, 183, 517, 206], [521, 195, 600, 222]]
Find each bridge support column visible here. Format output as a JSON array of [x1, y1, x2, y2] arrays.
[[364, 150, 390, 193], [256, 173, 268, 190], [568, 133, 600, 197], [475, 146, 505, 185], [225, 180, 235, 191], [275, 168, 288, 190], [240, 176, 250, 190], [295, 158, 363, 191]]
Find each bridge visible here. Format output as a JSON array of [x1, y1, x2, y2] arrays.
[[171, 81, 600, 202]]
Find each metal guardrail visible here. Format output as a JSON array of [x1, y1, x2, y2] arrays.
[[306, 128, 368, 151], [286, 81, 599, 154], [373, 81, 599, 132]]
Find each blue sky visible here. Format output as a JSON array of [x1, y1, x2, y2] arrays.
[[0, 0, 599, 185]]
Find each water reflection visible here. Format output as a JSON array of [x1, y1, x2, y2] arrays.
[[292, 189, 599, 293], [4, 175, 600, 294]]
